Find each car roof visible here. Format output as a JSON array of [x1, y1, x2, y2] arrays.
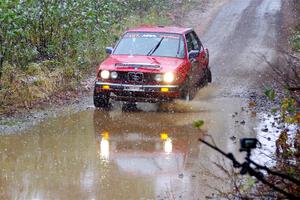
[[126, 26, 193, 34]]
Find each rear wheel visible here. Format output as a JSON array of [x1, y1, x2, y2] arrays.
[[206, 68, 212, 83], [198, 68, 212, 86], [93, 89, 110, 108]]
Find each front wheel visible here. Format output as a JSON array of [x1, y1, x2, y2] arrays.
[[180, 78, 196, 101], [93, 89, 110, 108]]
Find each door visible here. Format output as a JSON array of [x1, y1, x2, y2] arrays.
[[185, 32, 202, 86], [191, 31, 207, 78]]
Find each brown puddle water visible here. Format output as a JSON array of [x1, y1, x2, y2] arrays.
[[0, 86, 260, 200], [0, 109, 201, 200]]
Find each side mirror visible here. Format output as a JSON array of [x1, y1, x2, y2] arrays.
[[188, 50, 200, 60], [105, 47, 113, 54]]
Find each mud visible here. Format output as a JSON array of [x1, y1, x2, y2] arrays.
[[0, 0, 284, 199]]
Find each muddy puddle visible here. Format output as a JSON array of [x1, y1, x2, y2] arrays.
[[0, 86, 261, 199]]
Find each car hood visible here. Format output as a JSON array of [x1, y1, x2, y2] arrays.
[[99, 55, 185, 73]]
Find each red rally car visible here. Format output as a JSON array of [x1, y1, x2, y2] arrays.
[[94, 26, 211, 108]]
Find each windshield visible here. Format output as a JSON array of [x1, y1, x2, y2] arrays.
[[113, 32, 185, 58]]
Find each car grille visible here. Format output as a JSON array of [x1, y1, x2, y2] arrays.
[[128, 72, 144, 82], [116, 72, 157, 84]]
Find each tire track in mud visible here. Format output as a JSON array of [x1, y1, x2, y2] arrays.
[[201, 0, 282, 97]]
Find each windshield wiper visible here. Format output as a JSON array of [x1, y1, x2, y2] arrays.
[[147, 37, 164, 56]]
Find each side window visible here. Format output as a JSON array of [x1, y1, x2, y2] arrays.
[[185, 33, 193, 52], [191, 34, 199, 50], [186, 31, 203, 52], [191, 31, 203, 51]]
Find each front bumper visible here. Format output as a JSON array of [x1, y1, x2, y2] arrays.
[[95, 81, 180, 102]]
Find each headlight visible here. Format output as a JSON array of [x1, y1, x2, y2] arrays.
[[111, 71, 118, 79], [163, 72, 175, 83], [154, 74, 163, 82], [100, 70, 110, 79]]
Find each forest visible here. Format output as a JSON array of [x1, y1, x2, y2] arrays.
[[0, 0, 172, 110]]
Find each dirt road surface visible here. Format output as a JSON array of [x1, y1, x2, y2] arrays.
[[0, 0, 282, 199]]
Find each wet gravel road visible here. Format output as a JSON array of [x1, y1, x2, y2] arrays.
[[0, 0, 282, 199]]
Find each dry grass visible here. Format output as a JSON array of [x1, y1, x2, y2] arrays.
[[0, 61, 82, 114]]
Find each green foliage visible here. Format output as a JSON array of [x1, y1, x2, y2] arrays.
[[264, 88, 276, 101], [264, 88, 298, 124], [290, 31, 300, 52], [26, 64, 42, 76], [239, 176, 256, 193], [0, 0, 173, 111], [193, 120, 205, 128], [271, 108, 278, 114], [0, 0, 172, 77], [280, 98, 297, 122]]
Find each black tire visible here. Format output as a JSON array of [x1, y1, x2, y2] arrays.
[[204, 48, 211, 83], [180, 77, 195, 101], [122, 102, 139, 112], [93, 89, 110, 108], [207, 68, 212, 83]]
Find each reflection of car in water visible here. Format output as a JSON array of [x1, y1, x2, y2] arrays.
[[93, 110, 191, 176]]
